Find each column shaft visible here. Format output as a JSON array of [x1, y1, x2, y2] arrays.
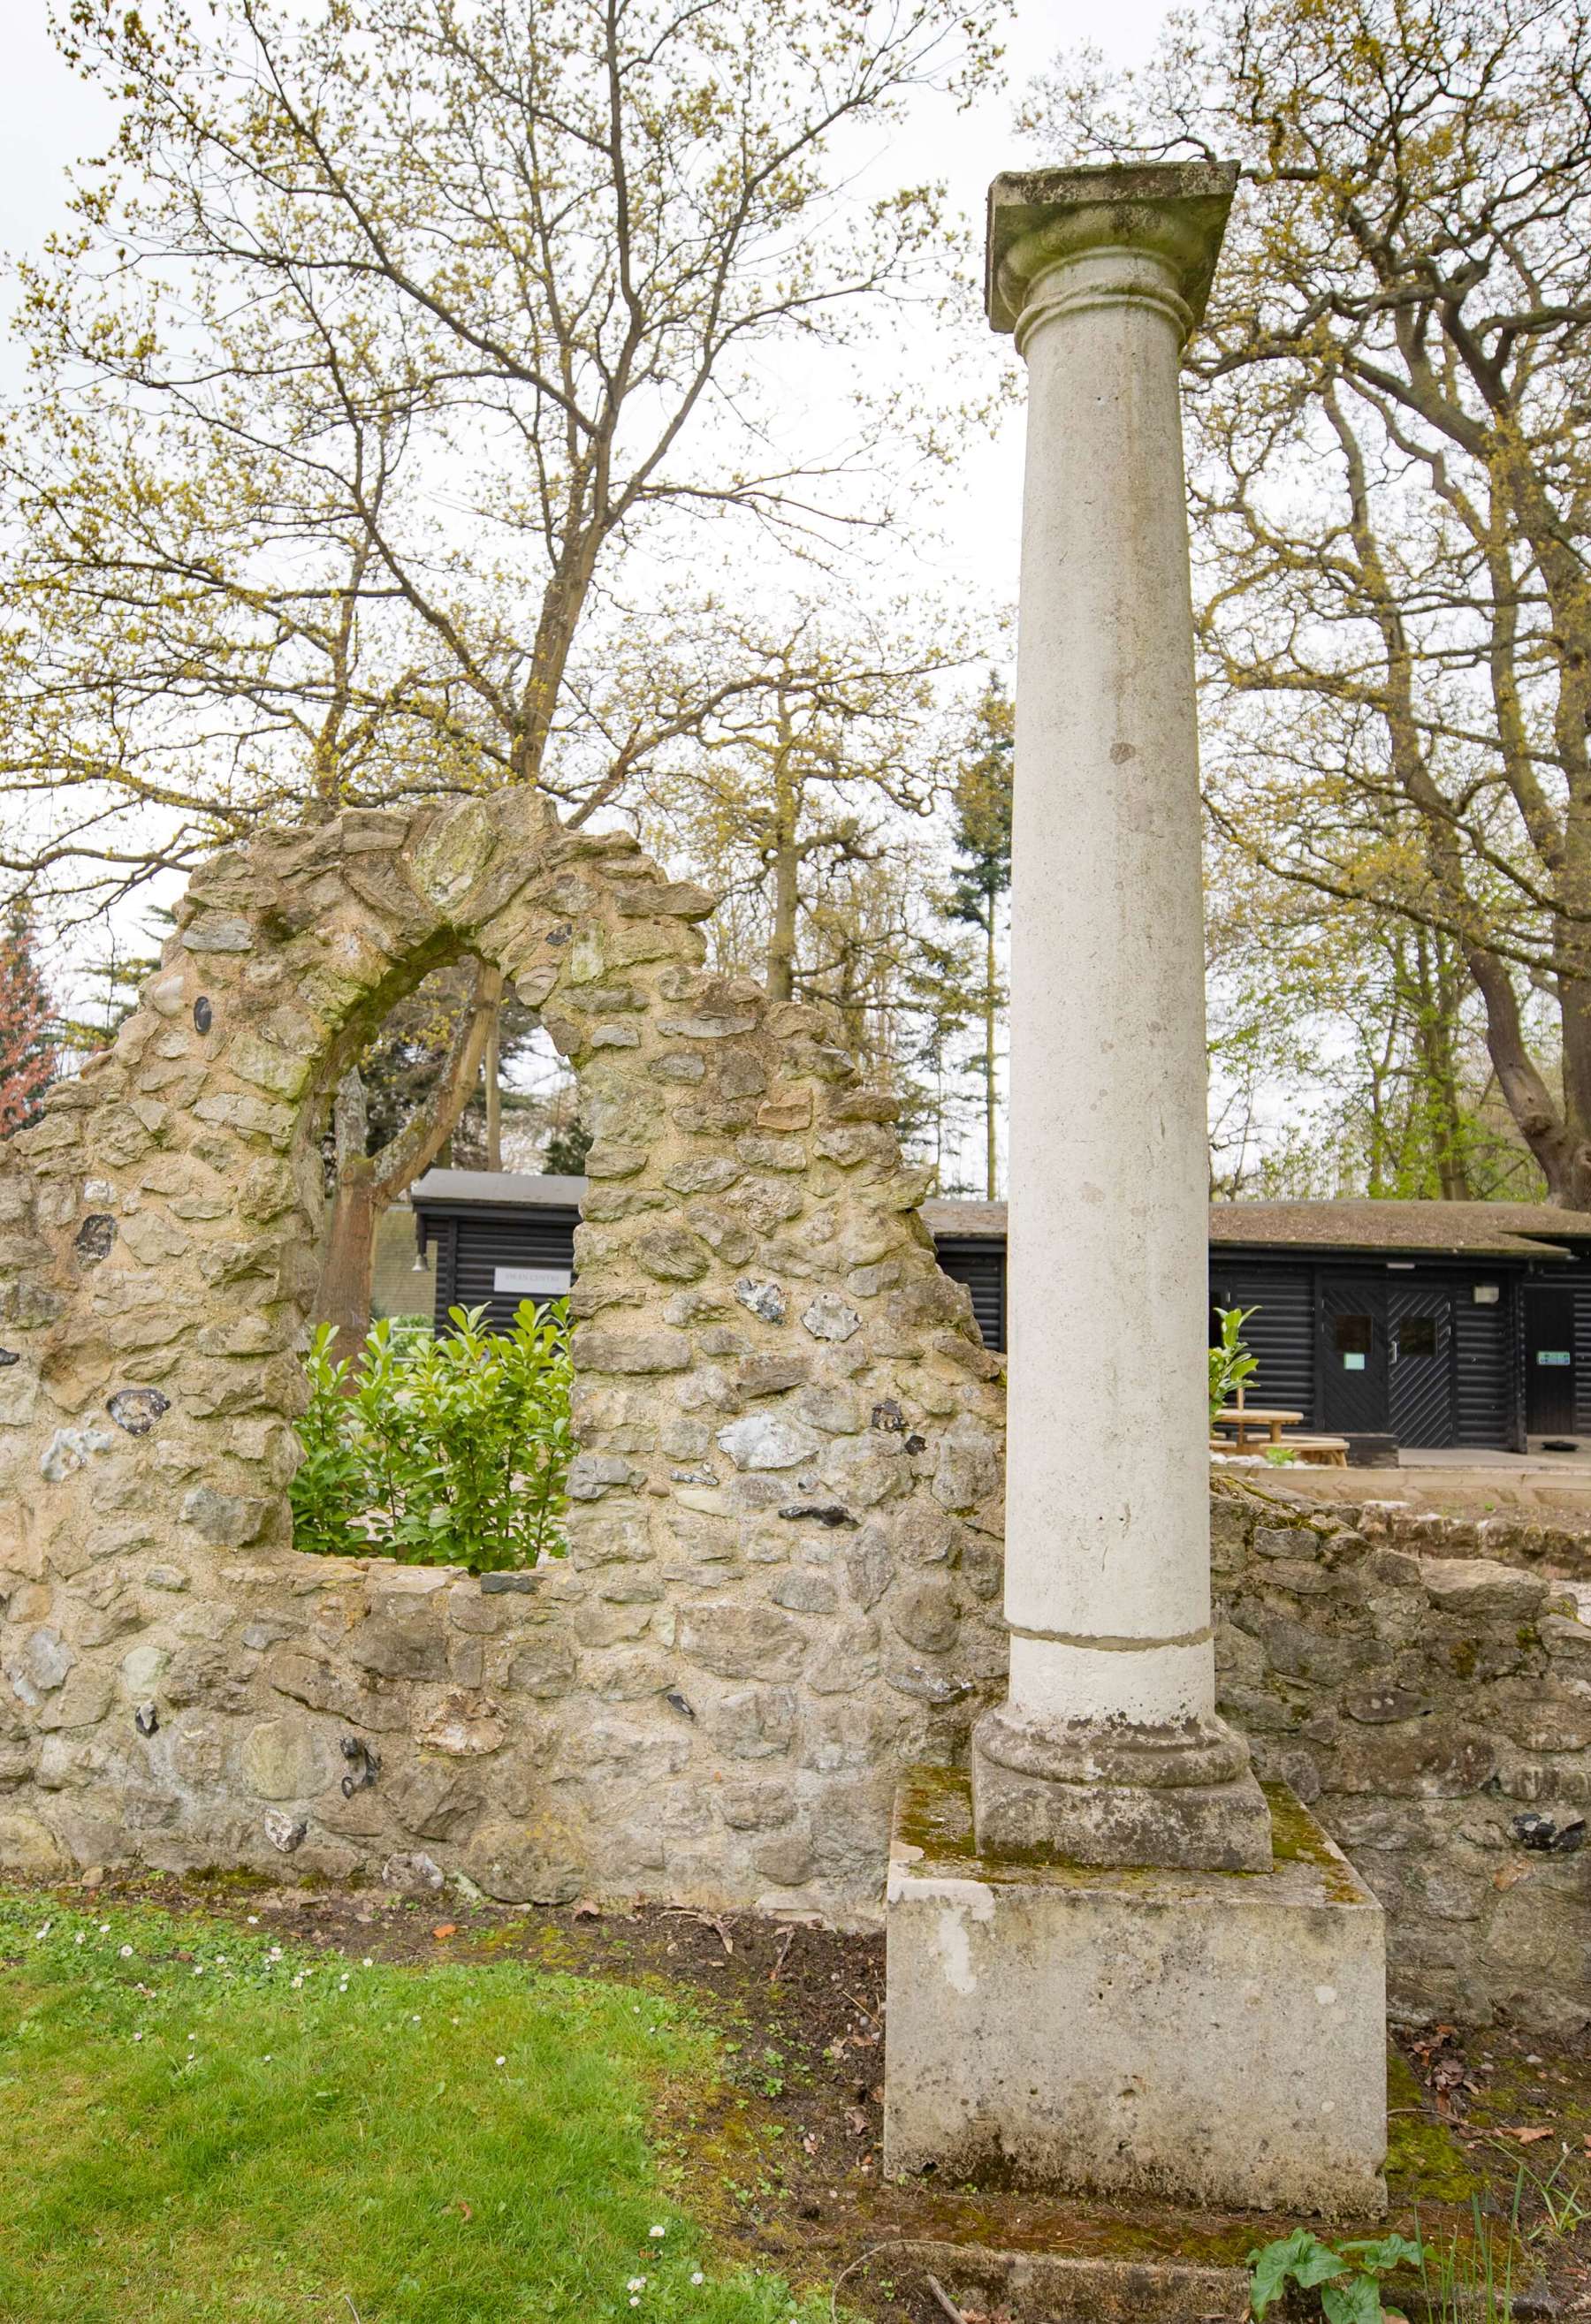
[[971, 166, 1270, 1873]]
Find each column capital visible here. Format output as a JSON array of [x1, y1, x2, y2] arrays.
[[985, 161, 1237, 342]]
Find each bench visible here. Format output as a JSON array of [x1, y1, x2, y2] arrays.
[[1286, 1436, 1349, 1467]]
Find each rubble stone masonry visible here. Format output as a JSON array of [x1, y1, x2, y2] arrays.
[[0, 793, 1584, 2029]]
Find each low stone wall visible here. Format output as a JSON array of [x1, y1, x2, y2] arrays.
[[2, 1478, 1587, 2034], [0, 1530, 1007, 1916], [1213, 1482, 1591, 2037]]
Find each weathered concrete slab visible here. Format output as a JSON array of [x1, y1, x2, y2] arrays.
[[884, 1770, 1387, 2217]]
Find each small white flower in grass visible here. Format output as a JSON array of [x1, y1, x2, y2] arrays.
[[98, 1923, 110, 1934], [291, 1976, 304, 1989], [690, 2273, 704, 2287], [495, 2055, 506, 2067], [119, 1945, 133, 1958], [648, 2225, 666, 2239], [627, 2277, 646, 2291], [33, 1925, 49, 1941], [362, 1957, 373, 1969], [73, 1932, 86, 1946], [192, 1965, 204, 1978], [411, 2014, 421, 2024], [246, 1916, 259, 1925], [132, 2032, 143, 2044], [263, 2054, 271, 2063]]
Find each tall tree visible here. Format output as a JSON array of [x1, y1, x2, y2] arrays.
[[11, 0, 999, 899], [941, 673, 1011, 1198], [640, 604, 971, 1006], [1035, 0, 1591, 1205], [11, 0, 1000, 1315]]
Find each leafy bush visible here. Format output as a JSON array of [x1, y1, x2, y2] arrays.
[[290, 1301, 572, 1571], [1210, 1303, 1260, 1428]]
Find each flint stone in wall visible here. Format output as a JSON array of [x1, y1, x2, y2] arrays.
[[931, 1425, 1002, 1512], [888, 1576, 959, 1654], [716, 1413, 821, 1472], [801, 1293, 859, 1343], [388, 1760, 484, 1840], [709, 1685, 796, 1770], [505, 1635, 579, 1697], [269, 1648, 408, 1731], [678, 1601, 807, 1682], [240, 1715, 334, 1800], [180, 1485, 268, 1547], [632, 1227, 712, 1282], [7, 1629, 74, 1703], [40, 1427, 114, 1483]]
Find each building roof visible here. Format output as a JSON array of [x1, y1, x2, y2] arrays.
[[408, 1173, 1591, 1264], [922, 1200, 1008, 1242], [926, 1196, 1591, 1261], [1207, 1200, 1591, 1260], [409, 1169, 587, 1211]]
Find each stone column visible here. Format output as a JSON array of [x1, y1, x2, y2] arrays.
[[971, 163, 1270, 1872]]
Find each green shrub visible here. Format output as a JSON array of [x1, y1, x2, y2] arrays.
[[290, 1301, 572, 1571], [1210, 1303, 1260, 1429]]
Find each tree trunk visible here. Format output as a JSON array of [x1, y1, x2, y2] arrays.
[[317, 1155, 380, 1371], [765, 725, 800, 1005], [484, 1005, 502, 1170], [983, 909, 998, 1201], [313, 964, 505, 1362]]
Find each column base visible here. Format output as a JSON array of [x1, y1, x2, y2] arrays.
[[971, 1700, 1273, 1872], [885, 1767, 1388, 2216]]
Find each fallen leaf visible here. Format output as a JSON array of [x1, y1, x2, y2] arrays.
[[453, 2199, 473, 2220], [572, 1900, 602, 1921], [431, 1924, 457, 1940], [1496, 2125, 1555, 2144], [845, 2108, 869, 2137]]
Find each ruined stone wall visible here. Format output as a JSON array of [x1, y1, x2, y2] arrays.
[[1213, 1483, 1591, 2037], [0, 791, 1586, 2026], [0, 793, 1008, 1913]]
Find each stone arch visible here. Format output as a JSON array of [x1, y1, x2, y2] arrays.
[[0, 793, 1007, 1906]]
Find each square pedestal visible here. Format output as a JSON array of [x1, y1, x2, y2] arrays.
[[884, 1769, 1387, 2218]]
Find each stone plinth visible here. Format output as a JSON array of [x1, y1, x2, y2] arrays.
[[884, 1768, 1387, 2217]]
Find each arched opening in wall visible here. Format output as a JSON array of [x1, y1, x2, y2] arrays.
[[292, 947, 577, 1578]]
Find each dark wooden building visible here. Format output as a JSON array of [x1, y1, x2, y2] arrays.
[[924, 1197, 1591, 1454], [410, 1171, 582, 1334], [410, 1176, 1591, 1452]]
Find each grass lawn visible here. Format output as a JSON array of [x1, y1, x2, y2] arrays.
[[0, 1888, 824, 2324]]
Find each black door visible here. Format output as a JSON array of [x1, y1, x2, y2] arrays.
[[1320, 1278, 1389, 1433], [1388, 1285, 1455, 1447], [1525, 1287, 1577, 1435]]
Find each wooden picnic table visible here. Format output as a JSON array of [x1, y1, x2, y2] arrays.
[[1214, 1405, 1303, 1449]]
